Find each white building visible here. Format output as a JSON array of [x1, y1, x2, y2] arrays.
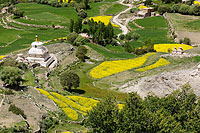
[[26, 35, 57, 68]]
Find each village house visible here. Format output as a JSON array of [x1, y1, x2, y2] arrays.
[[134, 7, 155, 18]]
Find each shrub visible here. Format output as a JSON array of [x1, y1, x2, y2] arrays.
[[76, 45, 88, 62], [193, 4, 200, 15], [119, 34, 125, 40], [78, 10, 87, 18], [67, 32, 79, 44], [158, 5, 171, 15], [13, 9, 24, 18], [9, 104, 26, 119], [130, 8, 138, 13], [178, 4, 190, 14], [171, 4, 181, 13], [183, 37, 191, 45]]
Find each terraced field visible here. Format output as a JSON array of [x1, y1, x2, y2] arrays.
[[35, 88, 124, 120]]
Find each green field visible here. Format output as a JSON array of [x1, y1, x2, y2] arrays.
[[0, 26, 67, 55], [105, 3, 127, 15], [86, 2, 107, 17], [16, 3, 78, 27], [87, 43, 136, 59], [128, 16, 174, 47], [134, 16, 168, 29], [166, 13, 200, 31]]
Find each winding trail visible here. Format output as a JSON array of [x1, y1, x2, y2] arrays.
[[111, 0, 133, 35]]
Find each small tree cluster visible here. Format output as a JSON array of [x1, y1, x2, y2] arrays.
[[60, 71, 80, 91], [158, 4, 200, 16], [87, 19, 115, 46], [0, 66, 24, 88], [76, 45, 88, 62], [69, 18, 82, 33], [179, 37, 191, 45], [85, 84, 200, 132], [125, 39, 155, 55]]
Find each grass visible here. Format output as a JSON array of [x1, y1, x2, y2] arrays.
[[186, 19, 200, 31], [128, 22, 140, 31], [105, 3, 127, 15], [127, 16, 174, 48], [136, 29, 174, 44], [86, 43, 136, 59], [0, 26, 25, 44], [0, 27, 67, 55], [193, 56, 200, 62], [166, 13, 200, 32], [70, 63, 129, 101], [105, 44, 126, 52], [16, 3, 78, 27], [134, 16, 168, 29], [24, 70, 37, 87], [87, 2, 106, 17]]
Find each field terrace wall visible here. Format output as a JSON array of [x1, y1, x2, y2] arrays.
[[163, 13, 178, 43]]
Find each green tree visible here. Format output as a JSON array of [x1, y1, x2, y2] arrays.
[[83, 0, 89, 9], [178, 4, 190, 14], [183, 37, 191, 45], [67, 32, 78, 44], [69, 19, 74, 33], [0, 67, 24, 88], [193, 5, 200, 15], [76, 45, 88, 62], [158, 5, 171, 15], [60, 71, 80, 91], [84, 96, 119, 132], [144, 38, 154, 51]]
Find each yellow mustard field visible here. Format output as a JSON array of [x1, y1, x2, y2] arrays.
[[154, 44, 193, 53], [194, 1, 200, 5], [136, 58, 170, 72], [90, 53, 156, 79], [51, 92, 90, 113], [35, 88, 125, 120], [0, 56, 5, 60], [89, 16, 119, 27], [35, 88, 78, 120], [67, 96, 99, 109], [138, 5, 148, 10]]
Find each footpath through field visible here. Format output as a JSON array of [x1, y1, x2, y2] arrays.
[[111, 0, 134, 35]]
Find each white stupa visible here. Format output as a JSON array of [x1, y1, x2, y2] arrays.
[[27, 35, 56, 67]]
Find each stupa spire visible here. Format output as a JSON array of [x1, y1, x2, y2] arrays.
[[36, 34, 38, 42]]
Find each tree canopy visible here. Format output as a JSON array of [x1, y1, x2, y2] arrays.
[[84, 84, 200, 132], [0, 66, 24, 88], [60, 71, 80, 91]]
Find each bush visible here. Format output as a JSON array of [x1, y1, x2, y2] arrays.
[[193, 4, 200, 15], [171, 4, 181, 13], [76, 45, 88, 62], [183, 37, 191, 45], [13, 9, 24, 18], [178, 4, 190, 14], [132, 32, 140, 41], [78, 10, 87, 18], [130, 8, 138, 13], [9, 104, 26, 119], [119, 34, 125, 40], [67, 32, 79, 44], [158, 5, 171, 15]]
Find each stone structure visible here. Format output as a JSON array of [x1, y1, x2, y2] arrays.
[[16, 35, 57, 68], [135, 7, 155, 18], [26, 35, 56, 67], [171, 47, 184, 55]]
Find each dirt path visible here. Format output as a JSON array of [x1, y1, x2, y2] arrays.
[[111, 0, 133, 35]]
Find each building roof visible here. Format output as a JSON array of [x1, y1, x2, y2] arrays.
[[28, 41, 48, 55]]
